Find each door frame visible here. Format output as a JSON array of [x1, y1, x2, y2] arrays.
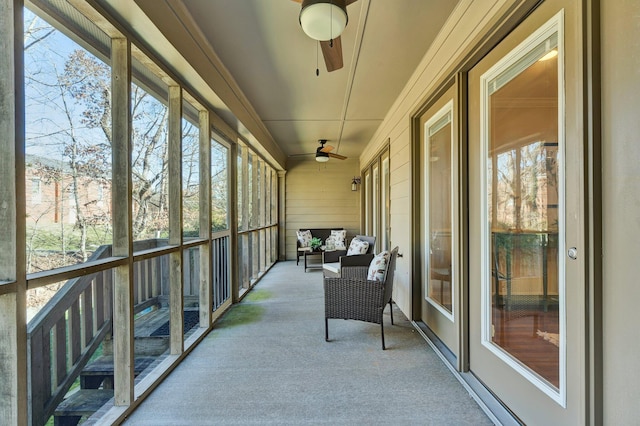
[[409, 0, 602, 422]]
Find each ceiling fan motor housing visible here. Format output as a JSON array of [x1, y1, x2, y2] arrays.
[[299, 0, 348, 41], [316, 139, 330, 162]]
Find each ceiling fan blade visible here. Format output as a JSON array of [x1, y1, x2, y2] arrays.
[[320, 144, 334, 153], [328, 152, 347, 160], [320, 36, 343, 72]]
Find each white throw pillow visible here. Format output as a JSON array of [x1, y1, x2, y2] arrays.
[[367, 250, 390, 282], [296, 230, 312, 248], [346, 238, 369, 256], [328, 230, 347, 249]]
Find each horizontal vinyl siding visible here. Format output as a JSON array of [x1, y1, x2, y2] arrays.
[[285, 158, 360, 260], [358, 0, 511, 317], [389, 129, 412, 313]]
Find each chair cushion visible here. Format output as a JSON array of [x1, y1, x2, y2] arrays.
[[367, 250, 390, 282], [296, 230, 312, 247], [347, 238, 369, 256], [322, 262, 341, 276], [325, 230, 347, 250], [297, 246, 312, 252]]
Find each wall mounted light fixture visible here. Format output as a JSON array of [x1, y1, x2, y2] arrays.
[[351, 176, 361, 191]]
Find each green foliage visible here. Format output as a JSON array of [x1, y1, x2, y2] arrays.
[[310, 237, 322, 249]]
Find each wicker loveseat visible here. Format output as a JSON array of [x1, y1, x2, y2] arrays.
[[295, 228, 344, 265]]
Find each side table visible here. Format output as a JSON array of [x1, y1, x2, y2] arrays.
[[304, 249, 324, 272]]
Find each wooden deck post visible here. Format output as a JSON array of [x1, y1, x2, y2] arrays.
[[229, 142, 239, 303], [277, 171, 287, 261], [260, 161, 267, 272], [1, 2, 27, 423], [251, 154, 259, 280], [168, 85, 184, 354], [199, 109, 213, 325], [240, 144, 249, 289], [111, 36, 134, 407]]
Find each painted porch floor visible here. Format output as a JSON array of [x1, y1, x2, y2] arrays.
[[121, 260, 493, 425]]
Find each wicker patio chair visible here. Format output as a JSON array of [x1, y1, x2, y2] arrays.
[[322, 235, 376, 278], [323, 246, 399, 349]]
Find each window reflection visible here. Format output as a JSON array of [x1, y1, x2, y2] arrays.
[[427, 111, 453, 313], [487, 34, 560, 388]]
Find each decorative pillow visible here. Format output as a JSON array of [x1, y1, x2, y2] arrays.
[[296, 230, 312, 248], [367, 250, 390, 282], [328, 230, 347, 249], [346, 238, 369, 256]]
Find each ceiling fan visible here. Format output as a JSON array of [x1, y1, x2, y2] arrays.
[[292, 0, 359, 72], [314, 139, 347, 162]]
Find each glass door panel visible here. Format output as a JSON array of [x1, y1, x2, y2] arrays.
[[419, 84, 458, 357], [372, 164, 379, 251], [468, 3, 586, 421], [485, 27, 561, 389], [364, 170, 371, 235], [426, 103, 453, 316], [381, 152, 390, 251]]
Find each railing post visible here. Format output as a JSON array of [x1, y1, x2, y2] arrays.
[[168, 85, 184, 354], [199, 109, 213, 324], [111, 36, 134, 407], [230, 142, 241, 302], [1, 1, 28, 424], [277, 170, 287, 261]]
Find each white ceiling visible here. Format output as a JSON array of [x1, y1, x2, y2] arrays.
[[134, 0, 458, 166]]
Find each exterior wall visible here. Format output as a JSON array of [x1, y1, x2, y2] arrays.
[[359, 0, 511, 317], [25, 166, 111, 228], [285, 158, 360, 260], [601, 0, 640, 423], [357, 0, 640, 421]]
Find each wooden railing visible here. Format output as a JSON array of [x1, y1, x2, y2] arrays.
[[211, 234, 231, 310], [27, 245, 114, 426], [237, 225, 278, 290], [27, 234, 232, 425]]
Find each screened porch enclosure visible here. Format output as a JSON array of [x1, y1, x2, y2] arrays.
[[9, 2, 282, 424]]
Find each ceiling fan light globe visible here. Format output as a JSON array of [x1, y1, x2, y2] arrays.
[[315, 152, 330, 162], [300, 1, 348, 41]]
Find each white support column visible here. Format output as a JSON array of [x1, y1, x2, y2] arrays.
[[277, 170, 287, 261], [111, 37, 134, 407], [198, 109, 212, 325], [167, 85, 183, 354], [1, 1, 27, 423]]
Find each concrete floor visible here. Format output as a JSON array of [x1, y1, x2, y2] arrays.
[[122, 261, 493, 425]]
